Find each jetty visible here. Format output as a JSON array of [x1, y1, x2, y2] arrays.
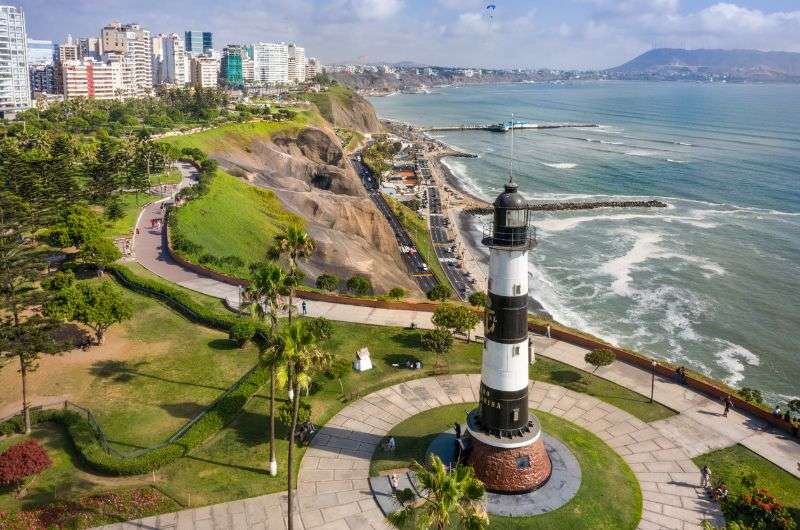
[[463, 199, 668, 216], [423, 120, 599, 133]]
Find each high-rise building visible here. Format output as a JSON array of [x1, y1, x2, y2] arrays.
[[190, 55, 218, 88], [253, 42, 288, 85], [101, 21, 153, 96], [287, 43, 305, 83], [151, 34, 165, 85], [0, 5, 31, 115], [305, 57, 319, 80], [27, 38, 56, 65], [58, 35, 79, 62], [221, 45, 247, 87], [62, 58, 124, 100], [29, 64, 57, 94], [78, 37, 100, 60], [242, 58, 254, 84], [160, 33, 189, 86], [184, 31, 212, 55]]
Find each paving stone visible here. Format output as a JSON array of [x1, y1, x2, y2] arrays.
[[321, 502, 362, 522]]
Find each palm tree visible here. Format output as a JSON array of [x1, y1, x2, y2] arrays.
[[280, 320, 332, 530], [393, 454, 488, 530], [271, 225, 315, 325], [244, 262, 289, 477]]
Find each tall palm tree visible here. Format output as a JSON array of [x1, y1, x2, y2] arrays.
[[271, 225, 315, 325], [244, 262, 289, 477], [280, 320, 332, 530], [393, 454, 488, 530]]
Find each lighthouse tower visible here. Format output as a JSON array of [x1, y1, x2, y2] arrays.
[[466, 178, 552, 493]]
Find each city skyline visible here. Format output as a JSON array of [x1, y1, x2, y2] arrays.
[[12, 0, 800, 70]]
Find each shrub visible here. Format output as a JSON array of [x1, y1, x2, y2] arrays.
[[278, 399, 311, 428], [468, 291, 487, 307], [306, 317, 334, 341], [789, 399, 800, 414], [105, 196, 124, 220], [738, 387, 764, 406], [388, 287, 406, 300], [346, 275, 372, 295], [427, 284, 452, 301], [199, 254, 221, 266], [229, 319, 256, 347], [584, 348, 615, 370], [0, 440, 52, 492], [325, 358, 350, 380], [316, 273, 339, 292], [220, 255, 245, 269], [722, 488, 796, 530]]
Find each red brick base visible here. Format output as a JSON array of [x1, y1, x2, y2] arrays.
[[468, 436, 551, 493]]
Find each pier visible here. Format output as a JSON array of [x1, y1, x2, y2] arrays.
[[463, 199, 668, 216], [422, 122, 599, 133]]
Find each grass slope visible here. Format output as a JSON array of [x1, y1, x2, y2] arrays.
[[301, 85, 356, 125], [693, 444, 800, 520], [102, 192, 159, 238], [384, 195, 450, 290], [171, 170, 302, 276], [371, 404, 642, 530]]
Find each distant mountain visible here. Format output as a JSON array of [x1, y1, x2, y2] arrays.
[[609, 48, 800, 80]]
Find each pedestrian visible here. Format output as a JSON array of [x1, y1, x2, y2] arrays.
[[387, 437, 396, 452], [135, 228, 140, 236], [454, 422, 461, 439], [700, 465, 711, 489], [723, 395, 733, 417], [546, 325, 551, 338], [389, 473, 399, 492], [773, 405, 782, 419], [301, 300, 307, 315]]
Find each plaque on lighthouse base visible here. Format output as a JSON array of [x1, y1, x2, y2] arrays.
[[466, 408, 552, 494]]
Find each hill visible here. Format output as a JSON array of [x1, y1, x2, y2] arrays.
[[609, 48, 800, 81]]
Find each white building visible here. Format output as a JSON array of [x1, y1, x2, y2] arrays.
[[62, 58, 123, 100], [287, 43, 305, 83], [305, 57, 319, 80], [151, 34, 165, 85], [253, 42, 288, 85], [190, 55, 218, 88], [242, 57, 254, 83], [160, 33, 189, 86], [101, 21, 153, 96], [0, 5, 31, 115]]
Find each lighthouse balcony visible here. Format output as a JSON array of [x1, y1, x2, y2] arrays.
[[481, 226, 538, 250]]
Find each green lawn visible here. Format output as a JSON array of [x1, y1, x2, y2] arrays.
[[371, 404, 642, 530], [149, 169, 182, 186], [693, 444, 800, 521], [170, 170, 302, 277], [158, 113, 314, 154], [384, 195, 450, 291], [531, 356, 676, 423], [103, 192, 159, 238]]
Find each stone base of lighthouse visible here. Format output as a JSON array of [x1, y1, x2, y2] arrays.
[[465, 408, 552, 493]]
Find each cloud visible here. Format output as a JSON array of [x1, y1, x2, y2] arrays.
[[450, 11, 492, 36], [352, 0, 403, 20]]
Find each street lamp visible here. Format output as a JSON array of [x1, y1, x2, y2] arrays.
[[650, 360, 657, 403]]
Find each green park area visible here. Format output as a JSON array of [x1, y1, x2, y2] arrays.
[[371, 404, 642, 530], [168, 169, 301, 277]]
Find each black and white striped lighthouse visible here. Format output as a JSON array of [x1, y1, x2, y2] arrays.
[[466, 178, 552, 493]]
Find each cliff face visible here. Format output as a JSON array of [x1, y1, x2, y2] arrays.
[[327, 92, 383, 133], [211, 124, 418, 294]]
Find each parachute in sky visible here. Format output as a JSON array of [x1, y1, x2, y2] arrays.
[[486, 4, 496, 18]]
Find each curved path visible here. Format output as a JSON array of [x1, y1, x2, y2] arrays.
[[297, 375, 721, 530]]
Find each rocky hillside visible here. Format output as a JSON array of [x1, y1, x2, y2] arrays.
[[302, 86, 382, 134], [210, 119, 418, 294]]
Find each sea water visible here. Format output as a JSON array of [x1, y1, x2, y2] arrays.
[[371, 81, 800, 401]]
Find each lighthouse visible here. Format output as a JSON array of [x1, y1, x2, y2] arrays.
[[465, 178, 552, 493]]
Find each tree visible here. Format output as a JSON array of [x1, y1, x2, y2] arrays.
[[46, 282, 133, 344], [315, 273, 338, 292], [427, 284, 452, 302], [306, 317, 334, 342], [0, 440, 52, 496], [584, 348, 615, 371], [468, 291, 487, 308], [422, 326, 453, 367], [244, 262, 289, 477], [80, 236, 122, 275], [392, 454, 488, 530], [272, 225, 315, 324], [432, 305, 480, 343], [0, 316, 68, 434], [280, 320, 332, 530], [388, 287, 406, 300], [346, 275, 372, 296]]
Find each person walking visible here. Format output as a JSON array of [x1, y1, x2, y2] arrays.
[[390, 473, 399, 492], [773, 405, 782, 419], [723, 395, 733, 417], [301, 300, 307, 315], [700, 465, 711, 489]]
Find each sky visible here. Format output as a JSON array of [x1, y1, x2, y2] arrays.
[[16, 0, 800, 70]]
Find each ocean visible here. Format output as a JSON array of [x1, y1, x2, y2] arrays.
[[370, 81, 800, 402]]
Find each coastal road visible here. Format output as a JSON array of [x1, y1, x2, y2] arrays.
[[350, 155, 438, 294], [427, 185, 475, 300]]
